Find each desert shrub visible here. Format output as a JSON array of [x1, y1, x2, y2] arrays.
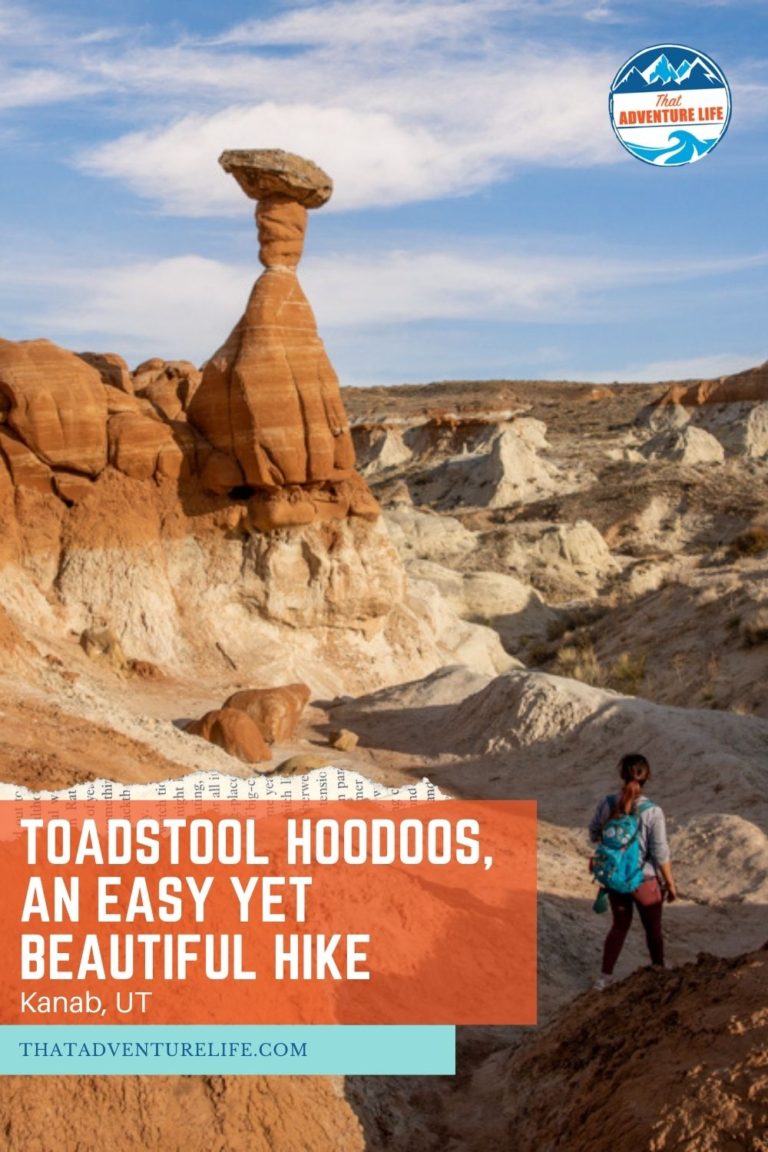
[[697, 652, 721, 702], [607, 651, 647, 695], [552, 641, 604, 687]]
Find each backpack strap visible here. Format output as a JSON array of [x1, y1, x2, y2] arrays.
[[635, 799, 656, 867], [625, 823, 641, 850], [600, 795, 653, 834]]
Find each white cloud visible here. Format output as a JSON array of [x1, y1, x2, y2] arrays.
[[303, 248, 614, 325], [19, 256, 252, 361], [3, 0, 766, 211], [75, 27, 133, 46], [0, 2, 108, 109], [0, 1, 41, 40], [78, 104, 466, 215], [77, 52, 619, 214], [212, 0, 622, 49], [583, 5, 623, 22], [568, 352, 766, 383], [69, 0, 766, 216], [213, 0, 500, 49], [0, 68, 94, 110], [8, 243, 763, 365], [732, 81, 768, 118], [8, 247, 593, 359], [304, 247, 768, 326]]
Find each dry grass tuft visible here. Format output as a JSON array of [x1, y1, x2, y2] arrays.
[[607, 651, 647, 695], [552, 640, 604, 687]]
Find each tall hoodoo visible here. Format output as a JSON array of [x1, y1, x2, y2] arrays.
[[187, 148, 378, 530]]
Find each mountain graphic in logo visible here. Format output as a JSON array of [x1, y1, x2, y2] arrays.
[[614, 52, 723, 93]]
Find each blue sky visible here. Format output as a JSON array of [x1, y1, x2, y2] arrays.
[[0, 0, 766, 385]]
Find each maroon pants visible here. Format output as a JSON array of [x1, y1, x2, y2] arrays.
[[602, 876, 664, 974]]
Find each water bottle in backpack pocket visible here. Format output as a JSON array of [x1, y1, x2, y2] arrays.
[[592, 799, 654, 894]]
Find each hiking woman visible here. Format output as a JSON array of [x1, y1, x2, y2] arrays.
[[589, 753, 676, 990]]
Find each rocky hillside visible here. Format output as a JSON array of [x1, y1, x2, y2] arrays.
[[346, 363, 768, 718], [347, 945, 768, 1152], [0, 1073, 368, 1151]]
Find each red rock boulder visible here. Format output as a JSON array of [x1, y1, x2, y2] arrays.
[[107, 412, 194, 482], [78, 352, 134, 394], [222, 683, 311, 744], [0, 428, 53, 493], [0, 338, 107, 474], [133, 359, 202, 420], [186, 707, 272, 765], [246, 477, 379, 531]]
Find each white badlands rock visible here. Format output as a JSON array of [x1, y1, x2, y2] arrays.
[[642, 425, 725, 464], [383, 506, 476, 565], [406, 561, 559, 651], [355, 425, 413, 475]]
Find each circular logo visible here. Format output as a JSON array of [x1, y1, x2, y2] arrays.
[[609, 44, 731, 166]]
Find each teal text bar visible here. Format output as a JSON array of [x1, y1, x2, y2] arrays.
[[0, 1025, 455, 1076]]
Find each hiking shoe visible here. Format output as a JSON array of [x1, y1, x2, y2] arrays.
[[593, 974, 614, 991]]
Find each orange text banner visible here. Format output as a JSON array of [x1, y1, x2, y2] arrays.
[[0, 800, 536, 1026]]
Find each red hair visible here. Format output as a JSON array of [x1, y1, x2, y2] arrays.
[[612, 754, 651, 816]]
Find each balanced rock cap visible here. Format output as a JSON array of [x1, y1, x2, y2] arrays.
[[219, 149, 333, 208]]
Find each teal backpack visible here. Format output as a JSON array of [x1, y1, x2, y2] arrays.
[[593, 797, 654, 894]]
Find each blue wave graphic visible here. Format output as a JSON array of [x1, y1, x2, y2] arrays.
[[622, 130, 718, 165]]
